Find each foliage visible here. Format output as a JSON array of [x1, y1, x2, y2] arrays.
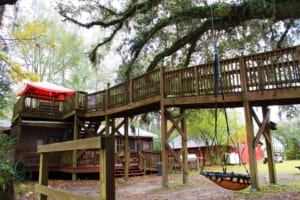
[[0, 59, 11, 118], [0, 134, 14, 185], [57, 0, 300, 81], [187, 108, 245, 145], [11, 17, 94, 90], [186, 108, 245, 165], [274, 110, 300, 159]]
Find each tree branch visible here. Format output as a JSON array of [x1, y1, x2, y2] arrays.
[[276, 20, 291, 49], [59, 0, 162, 28], [184, 41, 197, 68], [143, 0, 300, 71], [0, 0, 18, 5], [89, 23, 123, 63]]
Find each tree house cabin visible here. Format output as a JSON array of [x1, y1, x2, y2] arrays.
[[11, 82, 160, 176]]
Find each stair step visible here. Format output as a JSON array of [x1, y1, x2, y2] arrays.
[[114, 163, 144, 177]]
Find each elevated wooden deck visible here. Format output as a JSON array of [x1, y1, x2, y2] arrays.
[[81, 46, 300, 119], [12, 46, 300, 122]]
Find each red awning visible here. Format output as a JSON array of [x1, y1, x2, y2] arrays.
[[17, 82, 75, 100]]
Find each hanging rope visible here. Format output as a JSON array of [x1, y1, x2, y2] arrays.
[[210, 2, 224, 173], [209, 2, 249, 176], [200, 3, 251, 191]]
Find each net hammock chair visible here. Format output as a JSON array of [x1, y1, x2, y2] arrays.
[[200, 171, 251, 191]]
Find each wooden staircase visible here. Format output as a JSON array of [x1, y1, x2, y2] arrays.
[[114, 163, 144, 177]]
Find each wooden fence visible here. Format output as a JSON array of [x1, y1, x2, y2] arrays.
[[35, 136, 115, 200]]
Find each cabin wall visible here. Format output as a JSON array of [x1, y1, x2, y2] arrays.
[[116, 136, 153, 152], [13, 124, 73, 171]]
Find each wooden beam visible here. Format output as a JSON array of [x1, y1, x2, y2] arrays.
[[165, 110, 186, 139], [73, 116, 79, 181], [262, 106, 277, 185], [100, 135, 115, 200], [115, 119, 125, 136], [38, 137, 101, 153], [240, 55, 260, 191], [38, 153, 48, 200], [253, 109, 270, 148], [181, 108, 189, 184], [124, 117, 129, 181], [251, 108, 262, 127], [77, 119, 95, 137], [165, 144, 188, 173]]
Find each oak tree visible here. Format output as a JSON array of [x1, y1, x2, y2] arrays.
[[58, 0, 300, 80]]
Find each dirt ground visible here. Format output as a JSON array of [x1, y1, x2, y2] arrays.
[[15, 171, 300, 200]]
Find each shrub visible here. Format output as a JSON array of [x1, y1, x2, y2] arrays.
[[0, 134, 15, 199]]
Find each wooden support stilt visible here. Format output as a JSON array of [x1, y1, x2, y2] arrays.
[[100, 116, 115, 200], [252, 109, 270, 149], [124, 117, 129, 182], [262, 106, 277, 185], [240, 55, 259, 191], [160, 67, 169, 188], [161, 107, 169, 188], [244, 103, 259, 191], [72, 116, 78, 181], [181, 108, 189, 184], [162, 109, 189, 184]]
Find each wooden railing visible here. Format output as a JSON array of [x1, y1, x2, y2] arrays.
[[244, 47, 300, 91], [13, 46, 300, 120], [77, 150, 99, 166], [83, 46, 299, 112], [18, 96, 63, 119], [139, 151, 161, 170]]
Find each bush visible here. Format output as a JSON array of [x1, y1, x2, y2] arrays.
[[0, 134, 15, 199]]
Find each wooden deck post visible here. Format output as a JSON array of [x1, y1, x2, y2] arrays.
[[244, 103, 259, 191], [160, 67, 169, 187], [72, 116, 78, 181], [262, 106, 277, 184], [100, 116, 115, 200], [38, 153, 48, 200], [240, 55, 260, 191], [124, 117, 129, 182], [181, 108, 189, 184], [161, 107, 168, 187]]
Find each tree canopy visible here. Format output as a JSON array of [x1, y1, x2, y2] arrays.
[[58, 0, 300, 80]]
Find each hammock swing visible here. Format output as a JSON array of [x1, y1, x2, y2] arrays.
[[199, 3, 251, 191]]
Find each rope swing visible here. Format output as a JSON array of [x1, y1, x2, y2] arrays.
[[199, 2, 251, 191]]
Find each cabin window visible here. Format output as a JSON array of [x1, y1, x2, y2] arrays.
[[116, 137, 123, 151], [129, 139, 134, 150], [136, 142, 142, 151], [36, 139, 44, 147]]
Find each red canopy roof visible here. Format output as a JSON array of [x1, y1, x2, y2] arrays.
[[18, 82, 75, 100]]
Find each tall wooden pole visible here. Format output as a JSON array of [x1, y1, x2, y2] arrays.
[[240, 55, 259, 191], [262, 106, 277, 184], [100, 115, 115, 200], [244, 103, 259, 191], [160, 67, 169, 187], [181, 108, 189, 184], [124, 117, 129, 182], [72, 116, 78, 181], [161, 107, 168, 187]]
